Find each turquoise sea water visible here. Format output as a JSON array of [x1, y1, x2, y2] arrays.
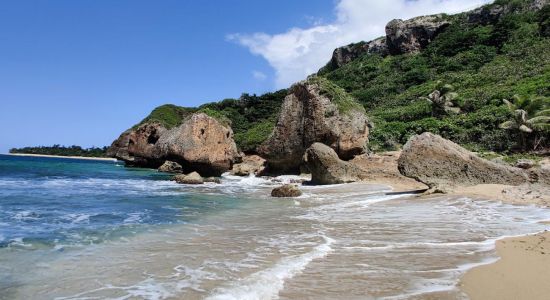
[[1, 154, 549, 299], [0, 155, 241, 248]]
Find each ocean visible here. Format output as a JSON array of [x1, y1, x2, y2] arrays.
[[0, 154, 548, 299]]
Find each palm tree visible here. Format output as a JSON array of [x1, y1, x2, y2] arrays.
[[499, 95, 550, 150], [420, 81, 461, 117]]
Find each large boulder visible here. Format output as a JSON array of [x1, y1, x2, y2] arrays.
[[304, 143, 369, 185], [397, 133, 530, 190], [156, 113, 240, 177], [108, 113, 240, 176], [230, 155, 266, 176], [385, 14, 450, 55], [258, 78, 370, 173]]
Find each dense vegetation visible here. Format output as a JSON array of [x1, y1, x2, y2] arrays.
[[319, 0, 550, 152], [10, 145, 109, 157], [133, 0, 549, 154]]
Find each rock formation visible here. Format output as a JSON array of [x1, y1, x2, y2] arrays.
[[156, 113, 240, 176], [258, 79, 369, 173], [158, 160, 183, 173], [174, 171, 204, 184], [108, 113, 240, 176], [304, 143, 369, 185], [271, 184, 302, 197], [230, 155, 266, 176], [385, 15, 450, 55], [327, 37, 388, 70], [397, 133, 530, 190]]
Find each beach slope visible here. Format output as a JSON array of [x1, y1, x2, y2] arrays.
[[461, 231, 550, 300]]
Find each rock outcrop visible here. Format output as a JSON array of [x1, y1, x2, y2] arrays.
[[467, 0, 548, 25], [304, 143, 369, 185], [156, 113, 240, 176], [271, 184, 302, 197], [258, 79, 370, 173], [397, 133, 530, 190], [108, 113, 240, 176], [327, 37, 388, 70], [230, 155, 266, 176], [174, 171, 204, 184], [158, 160, 183, 173], [385, 15, 450, 55]]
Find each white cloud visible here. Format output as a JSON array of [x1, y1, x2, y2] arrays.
[[228, 0, 493, 88], [252, 70, 267, 81]]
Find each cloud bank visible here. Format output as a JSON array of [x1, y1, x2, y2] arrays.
[[229, 0, 493, 88]]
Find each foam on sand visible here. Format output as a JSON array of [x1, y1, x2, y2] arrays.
[[206, 235, 334, 300]]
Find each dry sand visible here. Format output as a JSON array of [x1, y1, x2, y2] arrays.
[[460, 231, 550, 300], [6, 153, 118, 162]]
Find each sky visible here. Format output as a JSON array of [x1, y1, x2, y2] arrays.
[[0, 0, 491, 154]]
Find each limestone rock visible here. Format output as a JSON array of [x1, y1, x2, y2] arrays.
[[106, 129, 133, 162], [158, 160, 183, 173], [397, 133, 530, 189], [271, 184, 302, 197], [230, 155, 266, 176], [304, 143, 369, 185], [109, 113, 240, 176], [258, 80, 369, 173], [156, 113, 240, 176], [174, 172, 204, 184], [385, 15, 450, 55]]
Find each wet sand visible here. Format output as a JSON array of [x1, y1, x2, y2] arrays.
[[461, 231, 550, 300], [453, 184, 550, 207]]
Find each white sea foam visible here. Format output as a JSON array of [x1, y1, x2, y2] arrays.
[[62, 213, 92, 224], [12, 211, 40, 221], [206, 235, 334, 300]]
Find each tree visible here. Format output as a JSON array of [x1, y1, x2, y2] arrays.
[[420, 81, 461, 117], [499, 95, 550, 151]]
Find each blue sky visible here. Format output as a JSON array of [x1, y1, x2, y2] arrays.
[[0, 0, 490, 153]]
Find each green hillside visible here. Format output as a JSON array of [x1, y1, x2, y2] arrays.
[[134, 0, 549, 154]]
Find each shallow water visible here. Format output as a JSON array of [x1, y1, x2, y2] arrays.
[[0, 155, 549, 299]]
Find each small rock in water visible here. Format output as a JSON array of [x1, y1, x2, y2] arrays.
[[204, 177, 221, 184], [271, 184, 302, 197], [174, 172, 204, 184], [158, 160, 183, 173]]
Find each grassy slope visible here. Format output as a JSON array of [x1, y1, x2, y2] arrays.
[[320, 0, 550, 152]]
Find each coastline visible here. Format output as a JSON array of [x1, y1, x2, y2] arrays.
[[4, 153, 118, 162], [460, 231, 550, 300]]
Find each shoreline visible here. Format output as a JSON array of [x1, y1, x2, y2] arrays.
[[460, 230, 550, 300], [4, 153, 119, 162]]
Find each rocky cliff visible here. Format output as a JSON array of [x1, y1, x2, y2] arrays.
[[321, 0, 548, 72]]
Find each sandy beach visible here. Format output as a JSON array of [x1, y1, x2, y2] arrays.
[[6, 153, 118, 162], [460, 231, 550, 300]]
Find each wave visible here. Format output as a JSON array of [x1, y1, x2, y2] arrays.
[[205, 235, 334, 300]]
